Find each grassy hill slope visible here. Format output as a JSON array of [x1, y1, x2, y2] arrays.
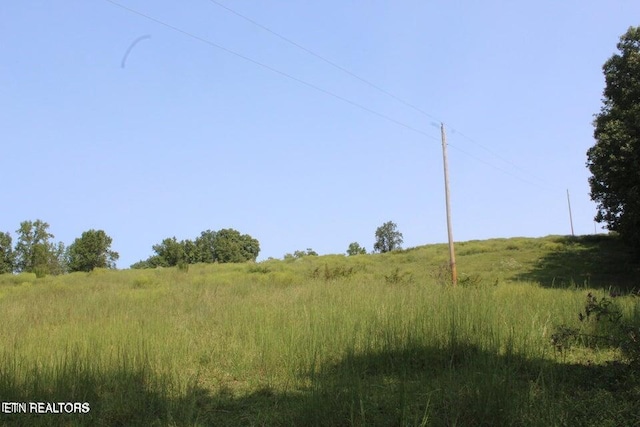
[[0, 234, 638, 426]]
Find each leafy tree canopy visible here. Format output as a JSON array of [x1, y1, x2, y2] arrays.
[[132, 228, 260, 268], [373, 221, 403, 253], [213, 229, 260, 263], [0, 232, 14, 274], [67, 229, 119, 272], [284, 248, 318, 260], [195, 230, 217, 263], [151, 237, 186, 268], [587, 26, 640, 248], [14, 220, 65, 275], [346, 242, 367, 256]]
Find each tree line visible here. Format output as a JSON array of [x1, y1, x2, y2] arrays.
[[0, 219, 405, 275], [130, 221, 402, 268], [0, 220, 261, 275], [288, 221, 404, 259], [0, 220, 118, 276], [130, 228, 260, 269]]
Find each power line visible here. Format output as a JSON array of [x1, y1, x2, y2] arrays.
[[450, 127, 553, 188], [205, 0, 555, 189], [447, 142, 554, 191], [205, 0, 441, 123], [106, 0, 556, 192], [104, 0, 440, 143]]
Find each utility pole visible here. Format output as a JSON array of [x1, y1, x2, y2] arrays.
[[566, 189, 575, 236], [441, 123, 457, 286]]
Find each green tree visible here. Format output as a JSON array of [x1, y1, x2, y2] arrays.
[[67, 229, 119, 272], [373, 221, 403, 253], [587, 26, 640, 248], [213, 229, 260, 263], [285, 248, 318, 259], [347, 242, 367, 256], [195, 230, 218, 263], [132, 228, 260, 268], [50, 242, 67, 276], [14, 220, 64, 275], [182, 239, 200, 264], [295, 248, 318, 257], [151, 237, 186, 267], [0, 232, 14, 274]]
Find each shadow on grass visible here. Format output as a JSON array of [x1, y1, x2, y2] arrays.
[[2, 342, 639, 426], [515, 234, 640, 292], [0, 357, 197, 427]]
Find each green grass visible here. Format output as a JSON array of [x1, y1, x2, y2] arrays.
[[0, 234, 639, 426]]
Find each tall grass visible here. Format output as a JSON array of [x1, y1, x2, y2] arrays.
[[0, 235, 638, 425]]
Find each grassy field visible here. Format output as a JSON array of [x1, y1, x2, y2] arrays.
[[0, 234, 639, 426]]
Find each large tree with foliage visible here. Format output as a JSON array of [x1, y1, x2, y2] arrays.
[[131, 236, 187, 269], [14, 220, 65, 275], [374, 221, 403, 253], [213, 229, 260, 263], [67, 229, 119, 272], [182, 239, 200, 265], [152, 237, 187, 267], [194, 230, 217, 263], [587, 26, 640, 248], [0, 232, 14, 274]]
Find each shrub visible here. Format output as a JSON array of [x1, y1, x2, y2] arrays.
[[311, 264, 355, 281], [552, 293, 640, 366]]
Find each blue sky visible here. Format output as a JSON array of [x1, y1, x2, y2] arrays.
[[2, 1, 639, 268]]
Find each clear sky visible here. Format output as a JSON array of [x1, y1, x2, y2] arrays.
[[2, 1, 639, 268]]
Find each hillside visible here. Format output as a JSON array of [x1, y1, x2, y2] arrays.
[[0, 234, 639, 426]]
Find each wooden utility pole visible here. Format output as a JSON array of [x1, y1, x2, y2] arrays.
[[441, 123, 458, 286], [567, 189, 575, 236]]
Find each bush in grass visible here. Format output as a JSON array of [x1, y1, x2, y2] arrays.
[[311, 264, 356, 281], [284, 248, 318, 260], [383, 267, 412, 285], [346, 242, 367, 256], [132, 275, 156, 289], [552, 293, 640, 366], [177, 260, 189, 273]]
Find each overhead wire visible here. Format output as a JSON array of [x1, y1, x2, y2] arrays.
[[105, 0, 440, 143], [449, 128, 554, 188], [205, 0, 441, 123], [205, 0, 555, 190], [447, 143, 553, 190], [107, 0, 554, 192]]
